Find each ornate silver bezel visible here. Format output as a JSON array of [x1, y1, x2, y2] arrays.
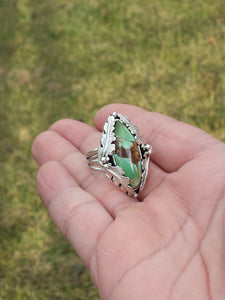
[[96, 112, 152, 197]]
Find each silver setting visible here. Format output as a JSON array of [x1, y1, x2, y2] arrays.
[[86, 112, 152, 197]]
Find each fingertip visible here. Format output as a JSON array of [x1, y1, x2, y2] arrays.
[[49, 118, 78, 131], [36, 160, 76, 208], [31, 130, 52, 165], [49, 118, 97, 150]]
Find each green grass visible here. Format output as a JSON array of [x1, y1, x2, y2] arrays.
[[0, 0, 224, 299]]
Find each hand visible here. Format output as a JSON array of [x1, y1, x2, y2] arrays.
[[32, 104, 225, 300]]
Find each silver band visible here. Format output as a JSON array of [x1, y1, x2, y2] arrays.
[[87, 148, 102, 171]]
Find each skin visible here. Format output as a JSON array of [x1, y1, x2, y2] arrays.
[[32, 104, 225, 300]]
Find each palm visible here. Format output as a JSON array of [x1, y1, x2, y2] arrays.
[[32, 104, 225, 300]]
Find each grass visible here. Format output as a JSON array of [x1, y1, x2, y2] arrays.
[[0, 0, 224, 299]]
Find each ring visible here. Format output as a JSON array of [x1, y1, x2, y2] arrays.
[[86, 112, 152, 197]]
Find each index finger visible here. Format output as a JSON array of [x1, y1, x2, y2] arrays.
[[94, 104, 217, 173]]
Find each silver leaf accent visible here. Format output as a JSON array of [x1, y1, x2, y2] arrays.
[[117, 113, 138, 135], [104, 165, 134, 195], [99, 115, 115, 158]]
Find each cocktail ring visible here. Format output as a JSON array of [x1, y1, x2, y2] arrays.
[[86, 112, 152, 197]]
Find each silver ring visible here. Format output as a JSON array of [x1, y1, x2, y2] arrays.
[[86, 112, 152, 197]]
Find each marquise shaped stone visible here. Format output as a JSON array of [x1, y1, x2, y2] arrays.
[[113, 121, 142, 189]]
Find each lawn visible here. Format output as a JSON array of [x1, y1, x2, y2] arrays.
[[0, 0, 224, 299]]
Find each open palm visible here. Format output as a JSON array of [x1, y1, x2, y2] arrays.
[[32, 104, 225, 300]]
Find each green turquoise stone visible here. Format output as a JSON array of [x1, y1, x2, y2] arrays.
[[113, 121, 142, 189]]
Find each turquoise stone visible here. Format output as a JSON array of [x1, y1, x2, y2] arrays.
[[113, 121, 142, 189]]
